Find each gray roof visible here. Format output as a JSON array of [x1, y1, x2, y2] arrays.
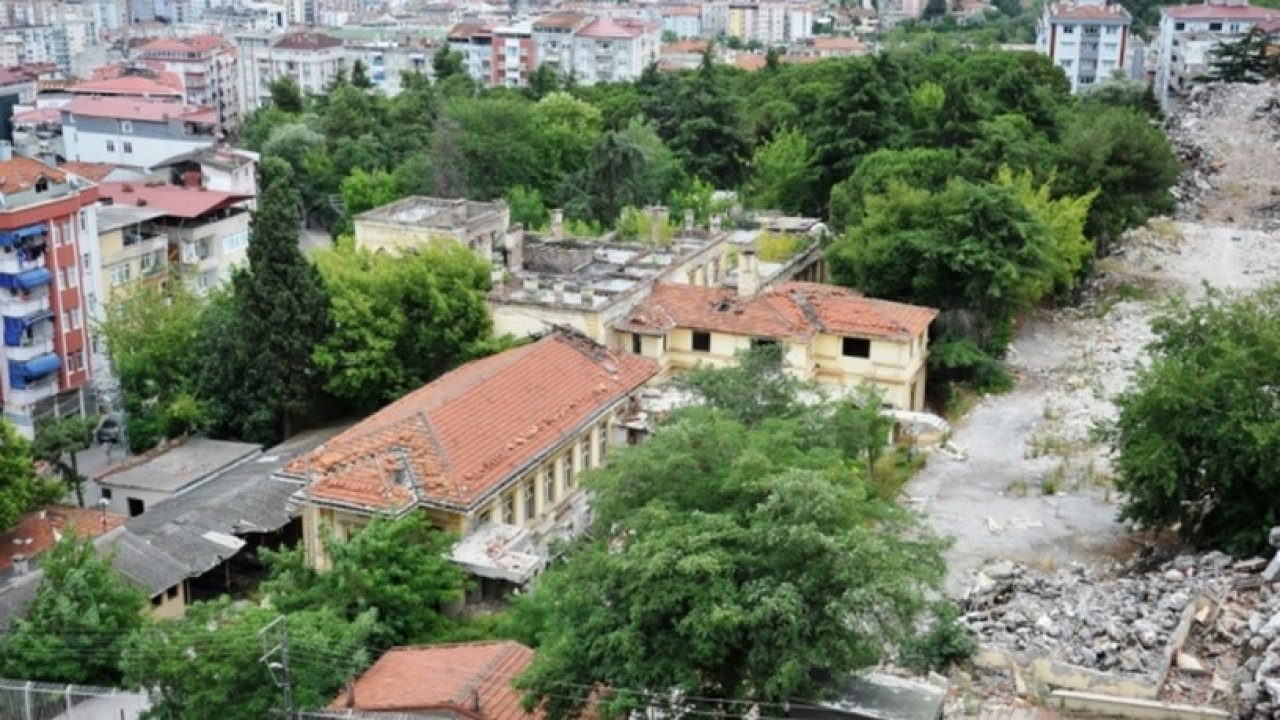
[[99, 437, 262, 493], [0, 426, 350, 628], [96, 204, 166, 232], [125, 426, 348, 579]]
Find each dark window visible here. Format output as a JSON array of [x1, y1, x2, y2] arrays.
[[101, 488, 112, 500], [691, 331, 711, 352], [127, 497, 145, 517], [166, 585, 179, 599], [842, 337, 871, 358], [1208, 22, 1222, 30], [752, 338, 777, 348], [631, 333, 642, 355], [1175, 21, 1185, 30], [34, 177, 48, 192], [150, 595, 162, 607]]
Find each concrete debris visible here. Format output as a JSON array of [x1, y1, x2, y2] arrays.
[[962, 556, 1232, 680]]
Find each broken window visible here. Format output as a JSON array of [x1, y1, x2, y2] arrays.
[[692, 331, 711, 352], [842, 337, 871, 358]]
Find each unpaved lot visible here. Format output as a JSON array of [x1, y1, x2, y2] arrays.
[[909, 83, 1280, 596]]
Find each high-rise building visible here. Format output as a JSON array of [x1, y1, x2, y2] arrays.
[[135, 35, 241, 133]]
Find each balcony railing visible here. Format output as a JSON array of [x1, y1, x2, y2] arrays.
[[7, 336, 53, 362], [6, 380, 56, 408]]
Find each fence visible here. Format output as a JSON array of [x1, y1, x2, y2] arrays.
[[0, 679, 149, 720]]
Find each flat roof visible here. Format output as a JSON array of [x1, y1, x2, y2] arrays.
[[96, 204, 166, 232], [356, 195, 506, 228], [99, 437, 261, 493]]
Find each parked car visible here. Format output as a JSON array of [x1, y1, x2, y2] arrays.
[[96, 415, 121, 445]]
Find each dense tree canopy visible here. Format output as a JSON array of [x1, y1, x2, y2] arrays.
[[1109, 286, 1280, 555], [0, 422, 61, 532], [516, 357, 947, 718]]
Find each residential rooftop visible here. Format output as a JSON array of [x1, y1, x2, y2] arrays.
[[1162, 2, 1279, 19], [98, 182, 253, 219], [618, 281, 939, 342], [329, 641, 539, 720], [0, 153, 68, 194], [68, 76, 184, 98], [0, 505, 126, 573], [284, 330, 658, 514], [98, 436, 262, 493], [60, 96, 215, 124], [273, 32, 344, 50], [96, 204, 166, 232]]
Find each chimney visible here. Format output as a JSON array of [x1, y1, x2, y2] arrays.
[[683, 208, 694, 233], [710, 214, 723, 233], [0, 141, 12, 162], [549, 209, 564, 241], [12, 553, 28, 576], [738, 249, 759, 299]]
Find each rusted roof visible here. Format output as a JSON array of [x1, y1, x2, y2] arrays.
[[329, 641, 539, 720], [0, 155, 67, 194], [619, 282, 938, 342], [68, 76, 185, 98], [0, 505, 126, 573], [288, 330, 658, 514]]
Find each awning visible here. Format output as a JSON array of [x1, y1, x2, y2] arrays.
[[0, 224, 47, 248], [3, 310, 53, 347], [13, 268, 51, 290], [8, 353, 59, 388]]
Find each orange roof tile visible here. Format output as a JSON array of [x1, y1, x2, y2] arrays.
[[0, 155, 66, 194], [138, 34, 229, 54], [620, 282, 938, 342], [69, 76, 184, 98], [0, 505, 126, 572], [288, 331, 659, 514], [330, 641, 539, 720], [662, 39, 710, 54], [61, 161, 118, 182]]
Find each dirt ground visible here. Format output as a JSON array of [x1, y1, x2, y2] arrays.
[[908, 83, 1280, 597]]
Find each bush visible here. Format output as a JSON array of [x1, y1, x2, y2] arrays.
[[898, 602, 977, 673]]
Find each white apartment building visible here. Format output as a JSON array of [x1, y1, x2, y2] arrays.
[[725, 1, 812, 45], [61, 96, 220, 171], [7, 26, 69, 70], [1035, 0, 1132, 92], [702, 1, 730, 35], [533, 11, 594, 80], [240, 32, 345, 113], [662, 5, 703, 38], [345, 42, 430, 96], [135, 35, 240, 133], [1153, 0, 1279, 108], [570, 18, 660, 84], [449, 22, 495, 84]]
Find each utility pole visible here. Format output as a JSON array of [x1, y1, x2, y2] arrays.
[[259, 615, 294, 719]]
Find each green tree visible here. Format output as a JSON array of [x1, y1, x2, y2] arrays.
[[312, 239, 493, 411], [262, 513, 465, 648], [506, 185, 548, 229], [532, 91, 603, 182], [226, 158, 332, 442], [1203, 29, 1279, 83], [516, 399, 945, 718], [564, 131, 649, 225], [351, 58, 373, 89], [747, 125, 818, 214], [123, 600, 374, 720], [0, 421, 60, 532], [98, 283, 207, 452], [340, 167, 399, 216], [676, 343, 805, 427], [526, 63, 560, 100], [268, 76, 304, 113], [1057, 105, 1179, 251], [667, 50, 750, 186], [1108, 286, 1280, 555], [32, 414, 97, 507], [432, 45, 466, 82], [0, 534, 147, 685]]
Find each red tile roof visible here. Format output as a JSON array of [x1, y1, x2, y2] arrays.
[[620, 282, 938, 342], [0, 155, 66, 194], [68, 76, 185, 98], [329, 641, 539, 720], [578, 17, 656, 38], [532, 11, 592, 29], [662, 39, 710, 54], [0, 505, 126, 573], [137, 34, 229, 55], [61, 96, 213, 123], [449, 21, 494, 39], [272, 32, 343, 50], [663, 4, 702, 16], [288, 330, 659, 513], [1048, 1, 1131, 20], [11, 107, 61, 124], [98, 182, 252, 219], [1162, 2, 1279, 19], [61, 161, 118, 182]]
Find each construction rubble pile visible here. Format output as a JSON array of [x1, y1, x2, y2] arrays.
[[1167, 82, 1280, 225], [1224, 529, 1280, 718], [961, 556, 1234, 679]]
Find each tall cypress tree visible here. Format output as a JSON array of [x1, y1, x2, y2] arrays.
[[232, 157, 331, 441]]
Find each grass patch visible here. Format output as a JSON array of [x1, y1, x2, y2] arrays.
[[871, 447, 926, 500], [1025, 432, 1072, 459], [1146, 216, 1184, 244], [1040, 461, 1067, 495], [1005, 478, 1030, 497], [943, 385, 981, 420]]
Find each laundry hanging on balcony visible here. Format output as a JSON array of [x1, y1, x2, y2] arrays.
[[0, 267, 51, 291], [0, 224, 48, 248], [8, 352, 60, 389], [2, 309, 53, 346]]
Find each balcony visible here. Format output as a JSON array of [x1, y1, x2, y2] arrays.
[[0, 288, 49, 317], [5, 378, 57, 409], [7, 336, 52, 362]]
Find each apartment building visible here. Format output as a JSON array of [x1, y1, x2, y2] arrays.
[[532, 11, 593, 80], [345, 42, 430, 96], [571, 17, 661, 84], [1154, 0, 1279, 107], [726, 1, 812, 45], [61, 96, 219, 172], [448, 22, 495, 83], [97, 182, 252, 294], [0, 143, 99, 437], [135, 35, 241, 133], [662, 4, 703, 37], [1035, 0, 1132, 92], [242, 32, 345, 113]]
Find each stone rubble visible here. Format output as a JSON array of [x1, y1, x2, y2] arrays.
[[1226, 530, 1280, 718], [962, 555, 1234, 679]]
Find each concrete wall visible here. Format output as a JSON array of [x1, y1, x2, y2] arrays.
[[147, 580, 187, 619]]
